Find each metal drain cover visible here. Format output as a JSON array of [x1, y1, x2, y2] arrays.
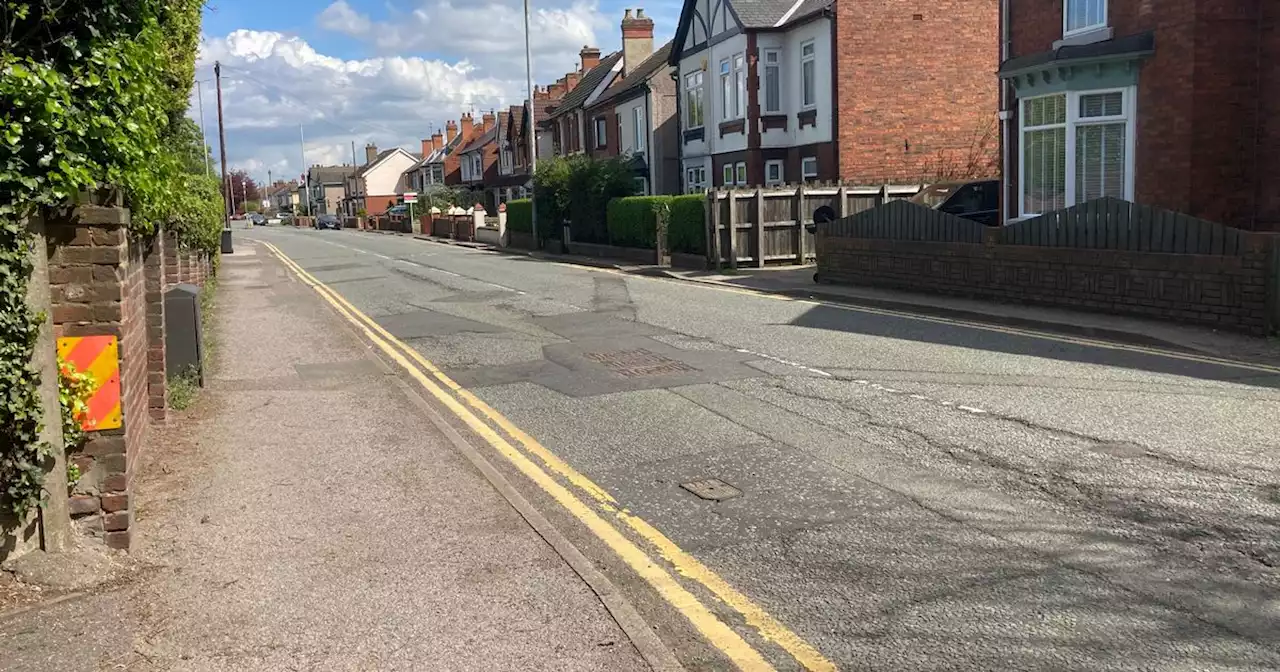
[[681, 478, 742, 501], [584, 348, 697, 378]]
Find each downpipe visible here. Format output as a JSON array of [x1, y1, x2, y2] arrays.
[[999, 0, 1012, 224]]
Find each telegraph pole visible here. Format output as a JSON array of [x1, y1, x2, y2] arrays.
[[300, 125, 311, 217], [196, 81, 211, 176], [214, 62, 233, 252], [523, 0, 538, 241]]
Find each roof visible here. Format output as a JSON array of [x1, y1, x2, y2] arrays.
[[669, 0, 831, 65], [589, 42, 674, 109], [417, 132, 464, 167], [506, 105, 525, 142], [355, 148, 401, 176], [547, 51, 623, 120], [999, 30, 1155, 76], [308, 165, 354, 184], [458, 126, 498, 154]]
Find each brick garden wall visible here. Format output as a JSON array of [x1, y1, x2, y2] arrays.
[[816, 233, 1276, 334], [46, 204, 212, 549]]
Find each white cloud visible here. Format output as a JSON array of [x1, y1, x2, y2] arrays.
[[317, 1, 373, 36], [193, 29, 516, 183]]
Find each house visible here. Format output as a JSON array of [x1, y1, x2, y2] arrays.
[[457, 111, 500, 209], [345, 144, 421, 215], [493, 105, 533, 204], [268, 181, 299, 213], [307, 165, 355, 215], [669, 0, 998, 190], [998, 0, 1279, 231], [444, 115, 482, 185], [584, 10, 680, 195], [406, 130, 449, 196], [543, 47, 623, 157]]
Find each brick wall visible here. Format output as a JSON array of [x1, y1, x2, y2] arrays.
[[816, 232, 1276, 334], [834, 0, 999, 182], [46, 205, 152, 549], [1007, 0, 1278, 231]]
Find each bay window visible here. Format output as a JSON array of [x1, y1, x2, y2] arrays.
[[1064, 0, 1107, 36], [1020, 88, 1133, 217]]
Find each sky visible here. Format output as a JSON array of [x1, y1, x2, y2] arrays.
[[194, 0, 681, 185]]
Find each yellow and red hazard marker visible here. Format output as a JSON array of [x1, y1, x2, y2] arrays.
[[55, 335, 122, 431]]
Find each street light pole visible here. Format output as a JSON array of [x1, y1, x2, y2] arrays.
[[523, 0, 538, 242], [300, 125, 311, 217]]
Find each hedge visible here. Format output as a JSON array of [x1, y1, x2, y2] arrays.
[[668, 195, 706, 255], [506, 199, 532, 234], [606, 196, 672, 249]]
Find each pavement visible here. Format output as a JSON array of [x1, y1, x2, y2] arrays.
[[0, 243, 658, 671], [239, 226, 1280, 670]]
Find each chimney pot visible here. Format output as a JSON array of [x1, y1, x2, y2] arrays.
[[365, 144, 378, 165], [579, 45, 602, 71]]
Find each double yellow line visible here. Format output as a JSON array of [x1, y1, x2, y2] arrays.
[[260, 241, 836, 672]]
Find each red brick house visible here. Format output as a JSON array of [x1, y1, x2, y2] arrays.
[[457, 111, 500, 209], [544, 47, 623, 157], [999, 0, 1279, 231], [444, 114, 479, 186], [669, 0, 998, 190]]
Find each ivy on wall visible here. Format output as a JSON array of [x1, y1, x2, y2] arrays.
[[0, 1, 217, 517]]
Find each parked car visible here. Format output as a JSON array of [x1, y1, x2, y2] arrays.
[[385, 205, 408, 218], [247, 213, 266, 226], [910, 179, 1000, 226], [315, 214, 342, 230]]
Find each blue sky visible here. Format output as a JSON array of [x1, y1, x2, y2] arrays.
[[196, 0, 680, 184]]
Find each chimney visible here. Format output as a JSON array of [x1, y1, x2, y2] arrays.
[[580, 45, 601, 72], [365, 143, 378, 165], [621, 8, 655, 78], [565, 70, 581, 93], [432, 131, 444, 152], [446, 120, 458, 144], [460, 112, 474, 141], [533, 86, 548, 101], [481, 110, 496, 133], [421, 138, 432, 156]]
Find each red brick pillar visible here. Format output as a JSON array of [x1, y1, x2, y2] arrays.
[[47, 202, 149, 550], [144, 232, 166, 422], [163, 231, 180, 288]]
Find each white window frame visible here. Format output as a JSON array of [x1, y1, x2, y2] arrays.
[[720, 58, 733, 121], [1063, 0, 1107, 38], [472, 154, 482, 178], [685, 71, 704, 129], [500, 146, 512, 174], [733, 53, 746, 120], [762, 49, 781, 114], [735, 162, 747, 186], [764, 159, 784, 185], [800, 40, 816, 109], [722, 163, 734, 186], [633, 106, 646, 153], [801, 156, 818, 181], [595, 117, 607, 148], [686, 166, 706, 193], [1018, 87, 1136, 218]]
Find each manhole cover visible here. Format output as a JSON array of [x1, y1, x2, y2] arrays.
[[584, 348, 697, 378], [681, 478, 742, 502]]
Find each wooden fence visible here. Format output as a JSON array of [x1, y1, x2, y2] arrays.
[[706, 184, 922, 268], [1002, 197, 1249, 255]]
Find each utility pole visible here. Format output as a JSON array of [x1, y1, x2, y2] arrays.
[[215, 62, 231, 228], [300, 125, 311, 217], [523, 0, 539, 242], [196, 80, 211, 176]]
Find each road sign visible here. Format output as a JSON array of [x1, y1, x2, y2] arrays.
[[403, 192, 418, 204]]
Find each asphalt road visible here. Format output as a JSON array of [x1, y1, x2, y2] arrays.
[[248, 226, 1280, 671]]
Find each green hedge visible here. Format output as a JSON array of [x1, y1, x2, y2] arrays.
[[606, 196, 673, 249], [506, 199, 532, 234], [668, 195, 706, 255]]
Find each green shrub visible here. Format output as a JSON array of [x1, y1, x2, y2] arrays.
[[507, 199, 532, 234], [668, 195, 707, 255], [535, 155, 637, 243], [606, 196, 672, 249]]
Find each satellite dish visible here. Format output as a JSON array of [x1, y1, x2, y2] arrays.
[[808, 205, 836, 233]]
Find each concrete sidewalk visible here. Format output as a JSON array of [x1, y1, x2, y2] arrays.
[[0, 244, 654, 671]]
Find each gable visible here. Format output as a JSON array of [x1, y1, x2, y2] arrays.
[[673, 0, 744, 63]]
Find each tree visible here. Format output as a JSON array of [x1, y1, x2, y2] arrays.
[[222, 170, 262, 215]]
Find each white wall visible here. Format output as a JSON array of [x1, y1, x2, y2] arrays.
[[758, 18, 833, 150], [618, 97, 647, 156], [707, 32, 749, 155], [366, 151, 419, 196]]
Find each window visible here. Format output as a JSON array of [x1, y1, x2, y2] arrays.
[[721, 54, 745, 120], [801, 41, 816, 108], [763, 49, 781, 113], [595, 117, 607, 148], [801, 156, 818, 181], [500, 147, 512, 174], [735, 162, 747, 186], [765, 160, 784, 185], [472, 154, 482, 178], [1064, 0, 1106, 36], [734, 54, 746, 119], [722, 163, 734, 186], [1020, 89, 1132, 217], [686, 166, 706, 193], [633, 177, 648, 195], [685, 72, 704, 128], [633, 106, 646, 152]]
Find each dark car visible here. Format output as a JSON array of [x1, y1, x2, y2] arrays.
[[248, 213, 266, 226], [315, 214, 342, 230], [910, 179, 1000, 226]]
